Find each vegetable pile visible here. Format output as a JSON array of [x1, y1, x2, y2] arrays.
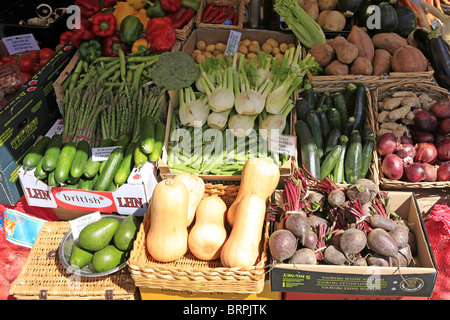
[[295, 82, 374, 184], [268, 168, 418, 269], [200, 2, 239, 25], [376, 89, 450, 182]]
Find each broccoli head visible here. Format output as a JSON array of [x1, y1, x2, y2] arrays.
[[151, 51, 200, 91]]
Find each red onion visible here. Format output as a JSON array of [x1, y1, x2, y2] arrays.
[[414, 131, 434, 143], [377, 132, 398, 156], [439, 118, 450, 135], [435, 133, 450, 146], [414, 143, 437, 163], [414, 110, 437, 132], [437, 161, 450, 181], [395, 143, 416, 164], [431, 100, 450, 119], [382, 154, 404, 180], [404, 163, 425, 182], [437, 139, 450, 161], [422, 163, 437, 182], [400, 134, 414, 145]]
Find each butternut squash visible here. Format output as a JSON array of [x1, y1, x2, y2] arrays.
[[188, 195, 228, 260], [227, 158, 279, 226], [146, 178, 189, 262], [220, 193, 266, 268], [173, 173, 205, 227]]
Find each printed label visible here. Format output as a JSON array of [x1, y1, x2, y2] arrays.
[[224, 30, 242, 56], [2, 34, 40, 55], [268, 134, 296, 156], [69, 211, 101, 240]]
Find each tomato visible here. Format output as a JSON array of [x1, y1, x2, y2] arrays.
[[39, 48, 55, 61], [39, 57, 50, 67], [0, 56, 18, 65], [19, 56, 34, 73], [22, 72, 32, 82], [26, 50, 40, 62]]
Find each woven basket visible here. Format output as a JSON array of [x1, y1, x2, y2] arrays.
[[371, 81, 450, 189], [195, 0, 244, 29], [127, 183, 270, 294], [9, 221, 136, 300]]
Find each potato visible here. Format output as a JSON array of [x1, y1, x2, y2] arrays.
[[240, 39, 251, 47], [195, 53, 206, 64], [215, 42, 226, 52], [371, 32, 408, 55], [302, 0, 319, 20], [247, 52, 258, 59], [191, 49, 202, 60], [205, 44, 216, 53], [373, 49, 392, 75], [350, 57, 373, 75], [248, 43, 260, 53], [347, 25, 374, 63], [196, 41, 206, 51], [318, 0, 338, 11], [391, 45, 428, 72], [261, 42, 272, 53], [331, 36, 358, 64], [272, 46, 280, 55], [279, 42, 289, 53], [238, 44, 249, 55], [265, 38, 279, 48], [325, 59, 349, 75], [318, 10, 346, 31], [309, 43, 335, 67]]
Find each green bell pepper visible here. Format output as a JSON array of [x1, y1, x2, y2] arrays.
[[79, 39, 102, 63], [119, 15, 144, 45], [180, 0, 201, 11], [144, 0, 167, 18]]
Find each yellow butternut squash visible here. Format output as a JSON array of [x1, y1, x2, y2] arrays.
[[146, 178, 189, 262], [220, 193, 266, 268], [227, 158, 279, 226], [173, 173, 205, 227], [188, 195, 228, 261]]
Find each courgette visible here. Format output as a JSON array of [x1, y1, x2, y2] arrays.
[[94, 147, 124, 191], [316, 91, 330, 111], [305, 110, 324, 159], [345, 130, 363, 184], [140, 115, 156, 154], [42, 134, 63, 172], [351, 83, 366, 131], [294, 120, 320, 179], [333, 135, 348, 184], [70, 140, 90, 179], [301, 82, 315, 107], [324, 128, 341, 155], [34, 157, 48, 180], [344, 116, 356, 137], [327, 108, 341, 131], [343, 83, 357, 105], [149, 120, 166, 162], [333, 92, 348, 126], [22, 136, 51, 170], [55, 141, 77, 184], [318, 110, 331, 140], [320, 145, 343, 180], [361, 133, 374, 178], [84, 138, 114, 178], [114, 141, 137, 186], [295, 97, 310, 122]]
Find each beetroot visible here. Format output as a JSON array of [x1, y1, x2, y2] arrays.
[[367, 228, 399, 264], [414, 142, 437, 163], [353, 257, 368, 266], [414, 109, 437, 132], [269, 229, 297, 262], [369, 214, 397, 231], [288, 248, 317, 265], [339, 228, 367, 260], [327, 189, 346, 207], [395, 245, 413, 267], [285, 213, 310, 245], [323, 245, 348, 265], [389, 223, 410, 249], [381, 154, 404, 180], [377, 132, 398, 156], [303, 231, 318, 249], [367, 253, 390, 267]]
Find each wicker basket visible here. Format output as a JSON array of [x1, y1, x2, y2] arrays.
[[195, 0, 244, 29], [9, 221, 136, 300], [371, 81, 450, 189], [127, 183, 270, 294]]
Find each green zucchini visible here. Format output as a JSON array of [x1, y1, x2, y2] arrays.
[[140, 115, 156, 154], [318, 110, 331, 141], [55, 141, 77, 184], [42, 134, 63, 172], [327, 108, 341, 131], [114, 141, 137, 186], [333, 135, 349, 184], [344, 117, 356, 137], [70, 140, 90, 180], [34, 157, 49, 180], [134, 145, 148, 168], [294, 120, 320, 179], [295, 97, 310, 122], [149, 120, 166, 162], [324, 128, 341, 155], [351, 83, 366, 131], [316, 91, 330, 111], [361, 133, 374, 178], [301, 82, 315, 107], [83, 138, 114, 178], [333, 92, 348, 127], [94, 147, 124, 191], [320, 145, 343, 180], [345, 130, 363, 184], [23, 136, 51, 170], [305, 111, 324, 159], [343, 83, 357, 105]]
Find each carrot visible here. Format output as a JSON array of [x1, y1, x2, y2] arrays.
[[434, 0, 443, 13], [410, 1, 426, 27]]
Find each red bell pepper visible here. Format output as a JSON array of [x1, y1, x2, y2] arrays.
[[166, 7, 195, 29], [59, 31, 74, 45], [102, 36, 127, 57], [91, 13, 116, 37], [75, 0, 101, 19], [146, 17, 176, 53], [160, 0, 181, 13], [71, 28, 96, 48]]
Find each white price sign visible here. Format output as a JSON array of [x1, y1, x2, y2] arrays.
[[69, 211, 102, 240], [224, 30, 242, 56], [91, 146, 121, 162], [268, 134, 297, 157], [2, 34, 40, 55]]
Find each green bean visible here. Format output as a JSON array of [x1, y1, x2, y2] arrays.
[[133, 63, 146, 90], [92, 56, 117, 64], [118, 48, 126, 81], [99, 63, 121, 80], [126, 55, 159, 63]]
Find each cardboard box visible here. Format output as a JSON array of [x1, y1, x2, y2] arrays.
[[0, 85, 59, 205], [270, 192, 438, 299], [18, 120, 159, 216]]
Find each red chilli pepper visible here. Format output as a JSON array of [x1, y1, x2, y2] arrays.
[[205, 6, 220, 22], [160, 0, 181, 13], [91, 13, 116, 37], [166, 7, 195, 29], [75, 0, 101, 19], [59, 31, 74, 45], [202, 4, 214, 21], [146, 17, 176, 53], [102, 35, 127, 57]]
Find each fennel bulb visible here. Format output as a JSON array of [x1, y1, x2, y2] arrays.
[[228, 114, 258, 138], [207, 109, 232, 130], [259, 100, 294, 140], [179, 87, 210, 127], [201, 67, 235, 113]]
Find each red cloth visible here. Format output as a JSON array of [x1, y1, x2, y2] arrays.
[[426, 203, 450, 300]]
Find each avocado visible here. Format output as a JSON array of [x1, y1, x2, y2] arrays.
[[70, 240, 94, 269], [78, 218, 120, 252], [113, 215, 140, 251], [91, 245, 126, 273]]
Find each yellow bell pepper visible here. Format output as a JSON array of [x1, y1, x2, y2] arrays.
[[131, 38, 149, 54], [127, 0, 147, 10], [113, 2, 137, 27], [133, 11, 150, 27]]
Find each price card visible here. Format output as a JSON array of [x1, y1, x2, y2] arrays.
[[69, 211, 101, 240], [268, 133, 297, 157], [2, 34, 40, 55], [224, 30, 242, 56], [91, 146, 121, 162]]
